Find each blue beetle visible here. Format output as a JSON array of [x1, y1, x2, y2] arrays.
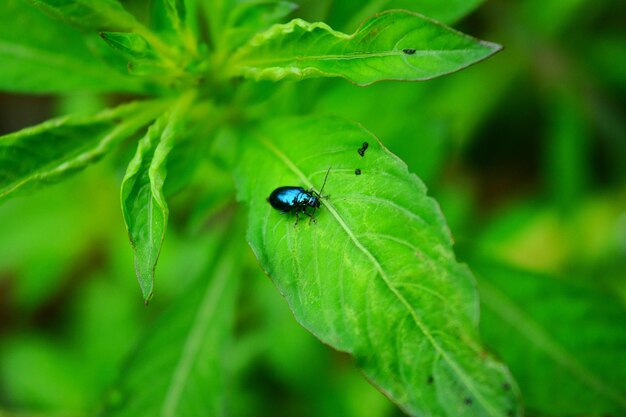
[[268, 168, 331, 225]]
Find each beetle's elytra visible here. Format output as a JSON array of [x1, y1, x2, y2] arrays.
[[268, 168, 331, 226]]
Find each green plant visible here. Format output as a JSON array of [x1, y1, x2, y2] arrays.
[[1, 1, 624, 417]]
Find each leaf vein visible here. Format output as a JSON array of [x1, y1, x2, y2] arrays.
[[480, 278, 626, 409]]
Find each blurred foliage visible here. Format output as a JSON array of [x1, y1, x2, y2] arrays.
[[1, 0, 625, 416]]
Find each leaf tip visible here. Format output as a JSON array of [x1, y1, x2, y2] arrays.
[[142, 286, 154, 305], [482, 40, 504, 55], [135, 260, 156, 304]]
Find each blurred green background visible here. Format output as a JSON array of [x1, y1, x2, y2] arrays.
[[1, 0, 624, 416]]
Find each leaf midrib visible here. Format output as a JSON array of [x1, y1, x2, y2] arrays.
[[257, 135, 501, 417], [239, 49, 480, 68], [160, 253, 233, 417]]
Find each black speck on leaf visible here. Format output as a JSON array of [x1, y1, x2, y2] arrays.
[[355, 169, 361, 175], [402, 48, 416, 55], [427, 375, 434, 385], [502, 382, 511, 391], [464, 398, 472, 406], [358, 142, 369, 157]]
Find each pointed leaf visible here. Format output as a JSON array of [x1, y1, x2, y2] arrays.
[[121, 93, 195, 302], [474, 260, 626, 416], [30, 0, 139, 30], [150, 0, 196, 53], [99, 31, 170, 76], [230, 10, 501, 85], [100, 32, 154, 59], [0, 0, 146, 93], [30, 0, 178, 62], [101, 234, 240, 417], [163, 0, 186, 30], [0, 100, 168, 203], [235, 116, 521, 417], [189, 0, 233, 47]]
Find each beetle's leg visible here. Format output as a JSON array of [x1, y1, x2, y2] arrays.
[[302, 210, 316, 225]]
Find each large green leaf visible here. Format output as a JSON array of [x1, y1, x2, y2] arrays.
[[121, 93, 195, 302], [0, 0, 146, 93], [235, 116, 520, 417], [474, 260, 626, 416], [229, 10, 501, 85], [101, 232, 240, 417], [0, 100, 168, 204]]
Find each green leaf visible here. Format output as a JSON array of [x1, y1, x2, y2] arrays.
[[121, 93, 195, 302], [150, 0, 197, 55], [101, 233, 240, 417], [31, 0, 179, 62], [0, 100, 168, 204], [162, 0, 186, 27], [234, 116, 520, 417], [230, 0, 297, 26], [224, 0, 298, 49], [333, 0, 485, 29], [100, 32, 154, 59], [192, 0, 233, 48], [229, 10, 501, 85], [30, 0, 139, 30], [99, 31, 170, 76], [0, 0, 146, 93], [474, 260, 626, 416]]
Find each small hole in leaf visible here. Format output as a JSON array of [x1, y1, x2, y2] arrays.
[[402, 48, 416, 55]]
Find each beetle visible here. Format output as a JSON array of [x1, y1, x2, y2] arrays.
[[267, 168, 331, 226]]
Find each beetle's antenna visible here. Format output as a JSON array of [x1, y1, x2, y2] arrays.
[[319, 166, 331, 197], [309, 167, 331, 224]]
